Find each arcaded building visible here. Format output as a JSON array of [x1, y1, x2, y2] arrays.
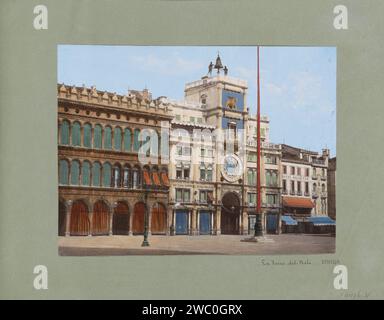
[[58, 84, 172, 237]]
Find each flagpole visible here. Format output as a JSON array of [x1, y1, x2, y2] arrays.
[[257, 46, 261, 216], [255, 46, 263, 237]]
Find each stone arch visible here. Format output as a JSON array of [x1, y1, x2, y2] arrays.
[[220, 191, 241, 235], [92, 200, 110, 235]]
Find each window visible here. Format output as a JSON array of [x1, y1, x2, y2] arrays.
[[266, 194, 277, 205], [132, 169, 140, 189], [197, 118, 203, 124], [59, 159, 69, 185], [313, 168, 316, 176], [71, 122, 81, 146], [291, 181, 295, 192], [70, 160, 80, 185], [305, 168, 309, 177], [175, 189, 190, 203], [206, 167, 213, 181], [200, 148, 205, 157], [183, 147, 191, 156], [183, 168, 190, 179], [175, 115, 181, 121], [207, 149, 213, 157], [322, 183, 326, 192], [282, 179, 287, 191], [200, 190, 208, 203], [260, 127, 265, 138], [124, 128, 131, 152], [297, 181, 301, 192], [92, 162, 101, 186], [266, 170, 277, 187], [322, 168, 325, 177], [265, 156, 277, 164], [94, 124, 102, 149], [247, 152, 257, 162], [60, 120, 70, 145], [83, 123, 92, 148], [176, 168, 182, 179], [183, 189, 190, 202], [200, 167, 206, 180], [123, 167, 130, 188], [104, 126, 112, 150], [291, 166, 295, 175], [247, 169, 256, 186], [297, 167, 301, 176], [190, 116, 195, 123], [176, 189, 183, 202], [114, 127, 122, 151], [176, 146, 182, 156], [283, 165, 287, 174], [102, 162, 112, 187], [133, 129, 140, 151], [305, 182, 309, 193], [81, 161, 91, 186], [312, 183, 317, 192], [247, 193, 256, 205], [113, 166, 121, 188]]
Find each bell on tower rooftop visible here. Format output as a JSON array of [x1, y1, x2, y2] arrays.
[[214, 53, 224, 73]]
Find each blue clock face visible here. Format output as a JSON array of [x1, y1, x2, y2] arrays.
[[222, 154, 243, 182], [224, 156, 238, 175]]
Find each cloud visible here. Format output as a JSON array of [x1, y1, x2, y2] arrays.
[[263, 82, 284, 96], [129, 53, 204, 76]]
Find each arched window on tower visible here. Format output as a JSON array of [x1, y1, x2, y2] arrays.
[[71, 122, 81, 146], [124, 128, 131, 152], [114, 127, 122, 151], [94, 124, 102, 149], [83, 123, 92, 148], [60, 120, 70, 145], [92, 162, 101, 187], [102, 162, 112, 187], [104, 126, 112, 150], [82, 161, 91, 186], [59, 159, 69, 185], [70, 160, 80, 185]]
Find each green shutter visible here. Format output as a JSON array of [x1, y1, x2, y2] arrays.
[[102, 162, 112, 187], [83, 124, 92, 148], [92, 162, 101, 186], [114, 127, 122, 151], [72, 122, 81, 146], [134, 129, 140, 151], [82, 161, 90, 186], [124, 128, 131, 152], [60, 121, 70, 145], [104, 127, 112, 150], [94, 125, 102, 149], [59, 160, 69, 185], [70, 160, 80, 185]]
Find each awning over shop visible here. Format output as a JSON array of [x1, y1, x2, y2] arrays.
[[152, 172, 161, 186], [282, 197, 314, 209], [143, 170, 152, 185], [281, 215, 298, 226], [307, 216, 335, 226], [161, 172, 170, 187]]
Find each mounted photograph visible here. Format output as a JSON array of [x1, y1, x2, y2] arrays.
[[57, 45, 336, 255]]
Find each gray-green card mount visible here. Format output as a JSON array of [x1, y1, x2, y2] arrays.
[[0, 0, 383, 299]]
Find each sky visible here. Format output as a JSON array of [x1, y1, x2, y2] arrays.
[[58, 45, 336, 156]]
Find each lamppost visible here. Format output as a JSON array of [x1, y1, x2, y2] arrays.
[[141, 185, 150, 247]]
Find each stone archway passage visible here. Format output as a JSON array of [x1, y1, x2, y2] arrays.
[[221, 192, 240, 235], [113, 201, 130, 235], [58, 201, 66, 236], [132, 202, 145, 234], [151, 203, 166, 234], [92, 201, 110, 236], [70, 200, 90, 236]]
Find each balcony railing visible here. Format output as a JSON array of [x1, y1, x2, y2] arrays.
[[304, 192, 310, 196], [282, 190, 288, 195], [290, 190, 295, 195], [312, 159, 326, 165], [297, 191, 302, 196]]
